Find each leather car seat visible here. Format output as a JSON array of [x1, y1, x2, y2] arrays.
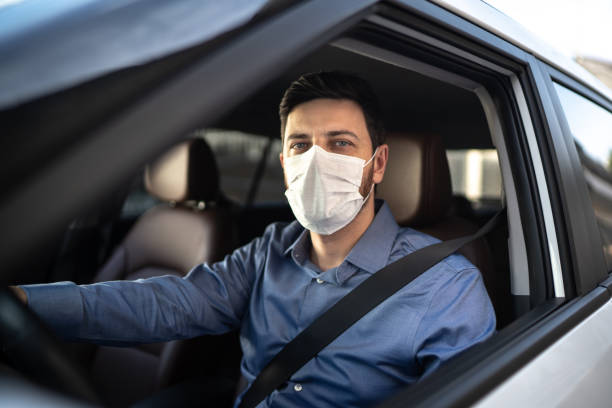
[[89, 138, 237, 407], [377, 132, 508, 327]]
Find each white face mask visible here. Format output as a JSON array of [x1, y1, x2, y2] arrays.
[[284, 145, 377, 235]]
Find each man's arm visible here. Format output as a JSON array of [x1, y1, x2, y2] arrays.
[[412, 267, 496, 376], [18, 232, 268, 346]]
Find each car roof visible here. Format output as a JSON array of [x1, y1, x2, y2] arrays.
[[0, 0, 269, 109], [1, 0, 610, 110], [433, 0, 612, 101]]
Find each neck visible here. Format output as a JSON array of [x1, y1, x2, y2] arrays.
[[309, 198, 376, 271]]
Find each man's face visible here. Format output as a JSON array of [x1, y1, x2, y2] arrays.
[[279, 98, 376, 196]]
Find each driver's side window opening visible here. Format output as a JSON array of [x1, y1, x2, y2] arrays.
[[204, 38, 521, 328], [108, 27, 531, 335], [112, 37, 521, 329]]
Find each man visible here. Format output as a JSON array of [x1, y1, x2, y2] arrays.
[[12, 71, 495, 407]]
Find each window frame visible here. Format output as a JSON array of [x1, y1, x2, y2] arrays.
[[536, 61, 611, 287], [377, 0, 565, 293], [358, 4, 557, 307]]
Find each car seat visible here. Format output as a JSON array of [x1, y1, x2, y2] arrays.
[[89, 138, 238, 407], [377, 132, 510, 327]]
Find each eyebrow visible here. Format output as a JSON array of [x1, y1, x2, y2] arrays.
[[285, 130, 359, 141], [286, 133, 309, 141], [326, 130, 358, 139]]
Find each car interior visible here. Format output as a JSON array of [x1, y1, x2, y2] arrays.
[[6, 30, 537, 407]]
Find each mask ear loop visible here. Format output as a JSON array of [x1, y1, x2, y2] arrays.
[[362, 147, 379, 168]]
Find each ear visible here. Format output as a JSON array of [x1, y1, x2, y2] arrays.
[[279, 152, 284, 169], [372, 144, 389, 184]]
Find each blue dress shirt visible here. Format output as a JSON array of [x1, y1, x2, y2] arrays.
[[23, 200, 496, 407]]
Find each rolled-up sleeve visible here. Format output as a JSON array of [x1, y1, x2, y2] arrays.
[[412, 267, 496, 377], [21, 233, 268, 346]]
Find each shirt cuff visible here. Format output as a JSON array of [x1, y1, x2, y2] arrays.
[[20, 281, 83, 339]]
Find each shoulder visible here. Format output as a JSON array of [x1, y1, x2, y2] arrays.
[[389, 227, 487, 316], [404, 229, 496, 362], [217, 220, 303, 277], [253, 220, 304, 252], [391, 226, 477, 274]]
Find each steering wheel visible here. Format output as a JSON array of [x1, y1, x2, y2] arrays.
[[0, 287, 101, 405]]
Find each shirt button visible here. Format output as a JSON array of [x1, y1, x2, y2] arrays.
[[316, 278, 324, 284], [294, 383, 303, 392]]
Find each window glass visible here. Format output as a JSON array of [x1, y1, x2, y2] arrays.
[[258, 139, 284, 203], [446, 149, 503, 211], [202, 129, 284, 204], [120, 176, 161, 218], [118, 129, 285, 224], [554, 83, 612, 269]]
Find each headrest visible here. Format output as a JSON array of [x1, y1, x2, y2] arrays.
[[377, 133, 452, 227], [144, 138, 220, 203]]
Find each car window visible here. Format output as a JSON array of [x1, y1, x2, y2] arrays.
[[553, 83, 612, 270], [202, 130, 284, 205], [447, 149, 503, 212], [119, 175, 161, 219]]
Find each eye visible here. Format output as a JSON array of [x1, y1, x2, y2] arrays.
[[290, 142, 308, 151], [334, 140, 352, 148]]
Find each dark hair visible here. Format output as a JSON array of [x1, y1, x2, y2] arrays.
[[279, 71, 385, 150]]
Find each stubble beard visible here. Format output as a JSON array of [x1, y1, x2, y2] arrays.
[[359, 163, 375, 198]]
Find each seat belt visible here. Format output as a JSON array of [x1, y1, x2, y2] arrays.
[[239, 209, 505, 408]]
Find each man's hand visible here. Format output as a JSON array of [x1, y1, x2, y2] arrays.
[[8, 286, 27, 305]]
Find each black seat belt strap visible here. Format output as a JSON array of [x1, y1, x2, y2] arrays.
[[239, 209, 505, 408]]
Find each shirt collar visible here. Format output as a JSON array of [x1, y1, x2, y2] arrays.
[[283, 200, 400, 281], [344, 199, 399, 275], [284, 226, 310, 266]]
